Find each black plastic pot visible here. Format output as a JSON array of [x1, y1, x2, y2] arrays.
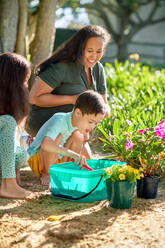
[[137, 176, 160, 199]]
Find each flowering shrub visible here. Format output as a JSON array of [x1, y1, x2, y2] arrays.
[[104, 163, 143, 183], [154, 120, 165, 139], [136, 120, 165, 176], [98, 119, 165, 176]]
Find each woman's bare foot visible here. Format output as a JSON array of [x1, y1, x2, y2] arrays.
[[40, 174, 50, 186], [16, 168, 33, 187], [0, 178, 31, 199]]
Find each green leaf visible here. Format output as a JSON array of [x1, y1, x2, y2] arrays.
[[113, 119, 120, 136]]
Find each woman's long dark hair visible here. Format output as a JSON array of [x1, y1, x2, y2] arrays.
[[35, 25, 110, 75], [0, 52, 31, 123]]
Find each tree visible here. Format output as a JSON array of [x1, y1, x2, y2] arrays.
[[0, 0, 67, 88], [0, 0, 67, 63], [63, 0, 165, 61], [29, 0, 57, 65], [0, 0, 18, 53], [15, 0, 28, 55]]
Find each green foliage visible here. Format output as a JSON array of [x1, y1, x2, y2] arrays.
[[105, 60, 165, 127], [98, 60, 165, 175]]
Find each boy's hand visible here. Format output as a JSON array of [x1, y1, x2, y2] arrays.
[[71, 156, 93, 171], [71, 154, 86, 166]]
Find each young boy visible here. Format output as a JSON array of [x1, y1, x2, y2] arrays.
[[28, 90, 106, 186]]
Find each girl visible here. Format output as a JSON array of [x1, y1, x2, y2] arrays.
[[0, 52, 31, 199]]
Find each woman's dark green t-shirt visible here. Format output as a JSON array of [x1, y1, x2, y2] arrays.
[[26, 61, 107, 136]]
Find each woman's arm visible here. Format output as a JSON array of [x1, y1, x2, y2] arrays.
[[29, 77, 79, 107], [101, 94, 110, 117]]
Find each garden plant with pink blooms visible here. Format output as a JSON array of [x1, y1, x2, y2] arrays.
[[98, 118, 165, 176]]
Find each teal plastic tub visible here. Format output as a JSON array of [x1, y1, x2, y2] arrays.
[[49, 159, 125, 203]]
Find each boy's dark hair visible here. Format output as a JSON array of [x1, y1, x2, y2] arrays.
[[0, 52, 31, 123], [74, 90, 105, 116], [35, 25, 110, 75]]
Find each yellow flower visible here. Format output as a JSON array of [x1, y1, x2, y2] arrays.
[[134, 169, 139, 174], [136, 174, 141, 180], [128, 167, 134, 173], [105, 167, 113, 176], [129, 53, 139, 61], [119, 174, 126, 180], [121, 165, 128, 171], [139, 167, 143, 172], [106, 170, 113, 176]]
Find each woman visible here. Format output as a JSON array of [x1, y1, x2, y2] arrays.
[[0, 52, 31, 199], [26, 25, 111, 138]]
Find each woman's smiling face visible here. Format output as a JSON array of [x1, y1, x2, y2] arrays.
[[83, 37, 104, 69]]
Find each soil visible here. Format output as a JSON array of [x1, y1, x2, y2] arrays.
[[1, 158, 165, 248]]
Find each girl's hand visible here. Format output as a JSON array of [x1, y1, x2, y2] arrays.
[[26, 135, 34, 146]]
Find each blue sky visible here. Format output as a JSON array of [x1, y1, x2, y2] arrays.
[[30, 0, 90, 28], [55, 7, 89, 28]]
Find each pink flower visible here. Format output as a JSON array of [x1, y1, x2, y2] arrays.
[[108, 132, 111, 141], [124, 139, 133, 151], [154, 123, 165, 139], [126, 119, 132, 126], [158, 119, 165, 125], [138, 128, 149, 134]]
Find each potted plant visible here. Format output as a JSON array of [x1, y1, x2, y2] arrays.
[[136, 120, 165, 199], [98, 118, 165, 199], [104, 163, 143, 209]]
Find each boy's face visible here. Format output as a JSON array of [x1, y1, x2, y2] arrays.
[[75, 110, 104, 136]]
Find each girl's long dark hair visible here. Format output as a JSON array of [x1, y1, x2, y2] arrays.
[[35, 25, 110, 75], [0, 52, 31, 123]]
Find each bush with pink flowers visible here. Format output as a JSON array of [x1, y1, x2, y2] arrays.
[[98, 119, 165, 176]]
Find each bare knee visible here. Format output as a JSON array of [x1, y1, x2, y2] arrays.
[[72, 131, 84, 144]]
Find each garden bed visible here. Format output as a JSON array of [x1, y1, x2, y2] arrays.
[[0, 163, 165, 248]]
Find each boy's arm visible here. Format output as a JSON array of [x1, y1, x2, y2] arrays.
[[41, 136, 86, 165]]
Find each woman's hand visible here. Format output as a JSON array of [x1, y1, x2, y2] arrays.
[[104, 103, 110, 118], [101, 94, 110, 118], [71, 94, 79, 105]]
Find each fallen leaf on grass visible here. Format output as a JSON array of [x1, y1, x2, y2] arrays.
[[47, 216, 61, 221]]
